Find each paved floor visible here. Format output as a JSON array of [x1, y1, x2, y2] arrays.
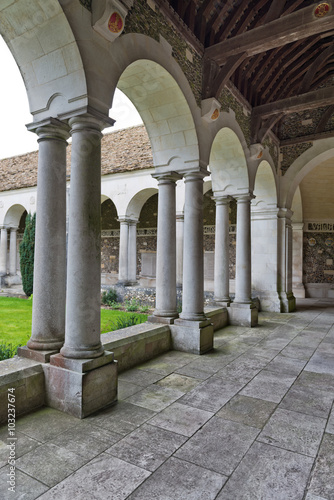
[[1, 298, 334, 499]]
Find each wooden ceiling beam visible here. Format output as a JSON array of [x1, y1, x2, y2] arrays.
[[205, 3, 334, 65], [253, 87, 334, 119], [299, 45, 334, 93], [264, 0, 286, 23]]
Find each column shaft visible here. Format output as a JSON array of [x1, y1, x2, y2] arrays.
[[176, 213, 184, 288], [153, 174, 180, 318], [180, 173, 206, 321], [9, 227, 18, 276], [118, 220, 129, 284], [234, 195, 253, 304], [0, 227, 8, 275], [61, 116, 105, 359], [128, 221, 137, 285], [28, 122, 69, 350], [213, 196, 231, 303]]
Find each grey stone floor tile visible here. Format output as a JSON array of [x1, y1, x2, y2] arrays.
[[50, 421, 122, 459], [307, 433, 334, 499], [118, 368, 164, 386], [0, 430, 41, 467], [106, 423, 186, 471], [149, 401, 213, 436], [155, 373, 201, 392], [0, 465, 49, 500], [38, 453, 151, 500], [305, 352, 334, 376], [216, 441, 313, 500], [15, 442, 89, 487], [216, 395, 277, 429], [215, 354, 268, 384], [266, 354, 306, 377], [126, 384, 184, 411], [280, 383, 333, 419], [175, 416, 259, 475], [240, 370, 296, 403], [127, 457, 227, 500], [15, 407, 77, 443], [281, 344, 317, 361], [86, 401, 156, 435], [258, 408, 326, 457], [297, 370, 334, 392], [246, 346, 281, 361], [180, 375, 244, 412], [326, 407, 334, 434], [137, 351, 195, 375], [305, 493, 328, 500], [118, 380, 144, 400], [175, 362, 214, 380]]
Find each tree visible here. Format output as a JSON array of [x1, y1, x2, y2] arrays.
[[19, 212, 36, 297]]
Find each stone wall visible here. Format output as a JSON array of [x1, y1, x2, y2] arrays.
[[303, 232, 334, 284]]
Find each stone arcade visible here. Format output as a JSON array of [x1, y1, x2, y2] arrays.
[[0, 0, 334, 421]]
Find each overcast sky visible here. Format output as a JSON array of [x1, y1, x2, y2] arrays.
[[0, 36, 142, 160]]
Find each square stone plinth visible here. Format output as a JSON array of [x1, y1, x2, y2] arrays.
[[18, 345, 59, 363], [229, 302, 258, 327], [43, 352, 117, 419], [170, 319, 214, 354]]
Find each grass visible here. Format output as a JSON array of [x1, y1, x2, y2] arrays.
[[0, 297, 148, 352]]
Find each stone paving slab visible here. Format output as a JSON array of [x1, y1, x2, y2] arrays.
[[280, 381, 333, 419], [307, 433, 334, 499], [118, 368, 164, 386], [258, 407, 326, 457], [175, 416, 259, 475], [125, 384, 185, 412], [216, 394, 277, 429], [216, 441, 314, 500], [0, 465, 48, 500], [240, 369, 297, 403], [265, 353, 306, 376], [305, 351, 334, 375], [149, 401, 213, 436], [155, 373, 201, 392], [127, 457, 227, 500]]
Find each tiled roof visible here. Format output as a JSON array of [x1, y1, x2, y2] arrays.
[[0, 125, 153, 192]]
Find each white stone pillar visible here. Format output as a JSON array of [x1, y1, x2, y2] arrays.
[[180, 172, 206, 321], [128, 220, 138, 285], [26, 120, 70, 352], [292, 222, 305, 298], [118, 218, 129, 284], [9, 227, 18, 276], [0, 226, 8, 276], [61, 115, 107, 359], [278, 208, 296, 312], [234, 194, 253, 304], [213, 196, 231, 304], [176, 212, 184, 288], [152, 173, 181, 321]]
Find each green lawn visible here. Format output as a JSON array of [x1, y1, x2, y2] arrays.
[[0, 296, 147, 349]]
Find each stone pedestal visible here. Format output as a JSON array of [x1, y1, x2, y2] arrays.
[[44, 352, 117, 418], [229, 302, 258, 327], [170, 319, 213, 355]]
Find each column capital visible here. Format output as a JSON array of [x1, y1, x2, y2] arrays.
[[212, 194, 232, 205], [27, 117, 70, 142], [152, 172, 182, 184], [234, 192, 255, 203], [117, 217, 138, 224], [9, 226, 19, 232], [277, 207, 293, 220], [0, 225, 8, 231], [183, 171, 207, 183], [176, 212, 184, 221]]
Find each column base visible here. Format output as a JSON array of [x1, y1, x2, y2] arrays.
[[43, 352, 117, 419], [229, 302, 258, 327], [279, 292, 296, 312], [18, 345, 60, 363], [60, 343, 104, 359], [253, 291, 282, 313], [27, 338, 64, 352], [170, 318, 213, 354], [148, 314, 177, 325], [214, 298, 231, 307]]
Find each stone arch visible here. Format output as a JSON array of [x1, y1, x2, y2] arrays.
[[4, 204, 28, 227], [0, 1, 87, 120], [126, 188, 158, 221], [252, 160, 278, 210], [100, 197, 120, 282], [209, 127, 249, 196]]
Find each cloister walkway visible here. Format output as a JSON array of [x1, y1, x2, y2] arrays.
[[1, 298, 334, 499]]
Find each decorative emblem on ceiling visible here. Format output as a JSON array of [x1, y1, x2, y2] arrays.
[[211, 109, 219, 120], [314, 3, 331, 18], [108, 12, 123, 33]]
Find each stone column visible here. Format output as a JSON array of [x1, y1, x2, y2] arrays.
[[9, 227, 18, 276], [234, 194, 253, 304], [176, 212, 184, 289], [151, 172, 181, 322], [213, 196, 231, 304], [278, 208, 296, 312], [25, 120, 70, 354], [0, 226, 8, 275], [60, 115, 106, 359], [128, 219, 138, 285], [292, 222, 305, 298], [230, 193, 258, 327], [180, 172, 207, 321], [118, 218, 130, 285]]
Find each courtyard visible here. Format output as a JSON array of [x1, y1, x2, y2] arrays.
[[0, 298, 333, 500]]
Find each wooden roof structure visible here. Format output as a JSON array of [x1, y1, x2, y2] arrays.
[[156, 0, 334, 144]]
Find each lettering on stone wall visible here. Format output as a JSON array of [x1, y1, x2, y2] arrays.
[[305, 222, 334, 233]]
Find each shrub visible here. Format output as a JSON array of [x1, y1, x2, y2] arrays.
[[124, 299, 139, 312], [0, 342, 20, 361], [101, 289, 118, 306], [19, 212, 36, 297], [139, 305, 150, 313], [110, 314, 144, 331]]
